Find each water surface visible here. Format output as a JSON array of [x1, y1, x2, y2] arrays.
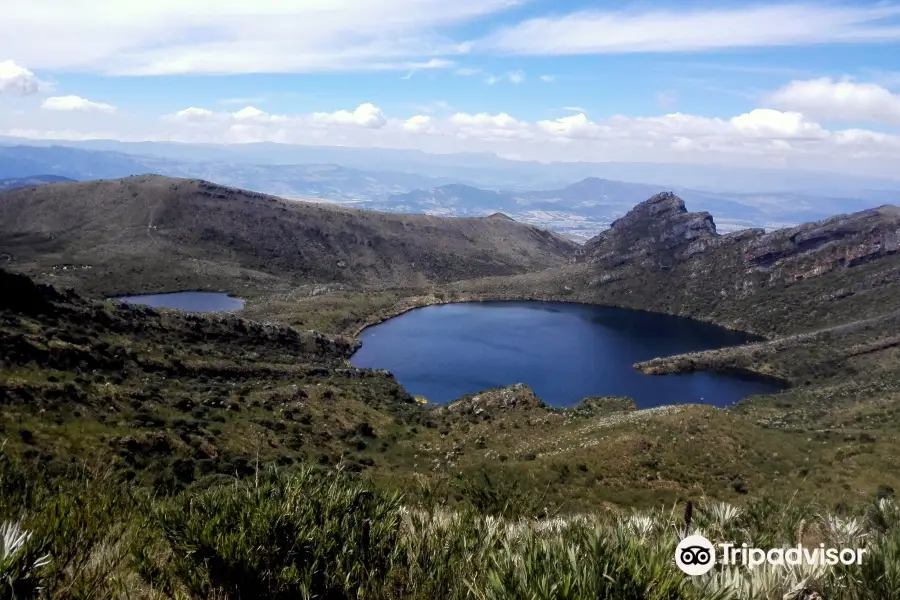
[[114, 291, 244, 312], [350, 302, 784, 408]]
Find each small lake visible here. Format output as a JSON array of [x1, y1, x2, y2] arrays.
[[350, 302, 785, 408], [113, 292, 244, 312]]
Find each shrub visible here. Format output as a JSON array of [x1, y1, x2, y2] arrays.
[[143, 468, 402, 600]]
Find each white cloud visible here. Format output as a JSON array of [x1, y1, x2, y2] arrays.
[[484, 71, 526, 85], [311, 103, 387, 128], [0, 59, 45, 94], [537, 113, 606, 139], [41, 95, 116, 113], [455, 67, 482, 76], [729, 109, 828, 139], [0, 0, 522, 75], [166, 107, 218, 122], [767, 77, 900, 125], [401, 59, 455, 71], [231, 106, 286, 123], [481, 4, 900, 55], [166, 103, 388, 130], [533, 109, 831, 149], [447, 111, 533, 140], [450, 112, 523, 129], [403, 115, 435, 133], [834, 128, 900, 148], [539, 75, 554, 82]]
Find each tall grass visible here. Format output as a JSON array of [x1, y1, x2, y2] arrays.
[[2, 458, 899, 600], [0, 451, 140, 599]]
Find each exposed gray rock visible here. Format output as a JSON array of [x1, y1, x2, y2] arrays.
[[440, 383, 545, 414]]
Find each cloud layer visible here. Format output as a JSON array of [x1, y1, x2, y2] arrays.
[[2, 50, 899, 178], [42, 95, 116, 113], [0, 0, 519, 74], [482, 3, 900, 55], [106, 98, 895, 176], [768, 78, 900, 125], [3, 2, 900, 75]]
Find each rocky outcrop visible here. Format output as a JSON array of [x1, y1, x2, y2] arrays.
[[577, 196, 900, 289], [0, 268, 70, 315], [576, 192, 718, 269], [440, 383, 546, 416], [567, 396, 637, 417]]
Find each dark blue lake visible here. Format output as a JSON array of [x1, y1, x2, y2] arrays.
[[350, 302, 785, 408], [113, 292, 244, 312]]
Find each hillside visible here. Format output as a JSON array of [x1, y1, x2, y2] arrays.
[[0, 175, 577, 295]]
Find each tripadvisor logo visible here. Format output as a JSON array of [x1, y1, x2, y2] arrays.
[[676, 535, 716, 576], [675, 534, 868, 576]]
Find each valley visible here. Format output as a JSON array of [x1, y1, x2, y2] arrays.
[[2, 176, 900, 507], [5, 173, 900, 598]]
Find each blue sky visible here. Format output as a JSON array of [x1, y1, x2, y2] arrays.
[[1, 0, 900, 175]]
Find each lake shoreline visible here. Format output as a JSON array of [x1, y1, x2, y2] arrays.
[[110, 291, 246, 313], [350, 300, 782, 408]]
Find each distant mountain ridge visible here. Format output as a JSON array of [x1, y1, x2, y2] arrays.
[[0, 144, 895, 240], [0, 175, 76, 191], [381, 178, 893, 239], [5, 137, 900, 194], [0, 144, 478, 202]]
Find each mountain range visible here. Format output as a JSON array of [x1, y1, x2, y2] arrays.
[[6, 136, 900, 194], [379, 179, 892, 239], [1, 143, 897, 239]]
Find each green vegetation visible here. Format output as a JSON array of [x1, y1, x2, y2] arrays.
[[3, 458, 900, 600], [4, 266, 900, 512], [5, 179, 900, 595]]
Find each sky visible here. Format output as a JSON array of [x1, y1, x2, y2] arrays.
[[1, 0, 900, 176]]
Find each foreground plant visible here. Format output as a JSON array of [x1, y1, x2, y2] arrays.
[[141, 468, 403, 600], [0, 454, 140, 600], [0, 520, 51, 600], [3, 458, 900, 600]]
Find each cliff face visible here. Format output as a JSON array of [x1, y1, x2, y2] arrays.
[[571, 195, 900, 334], [579, 192, 900, 283], [576, 192, 719, 270], [744, 206, 900, 272]]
